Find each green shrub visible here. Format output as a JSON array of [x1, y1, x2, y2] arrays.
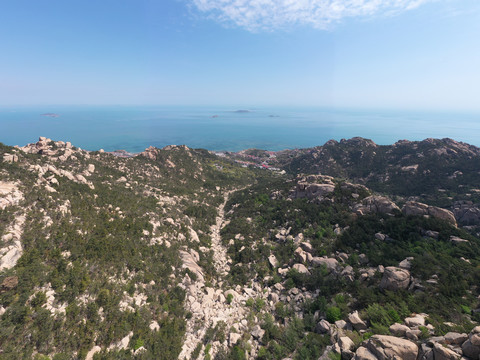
[[326, 306, 342, 323]]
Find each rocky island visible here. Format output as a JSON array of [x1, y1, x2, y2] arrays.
[[1, 136, 480, 359], [41, 113, 60, 118]]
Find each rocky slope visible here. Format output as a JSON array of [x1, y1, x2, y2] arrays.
[[1, 137, 480, 360]]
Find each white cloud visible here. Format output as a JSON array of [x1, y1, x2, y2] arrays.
[[190, 0, 434, 31]]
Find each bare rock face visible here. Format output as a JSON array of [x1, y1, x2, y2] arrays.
[[379, 267, 411, 291], [354, 196, 400, 216], [402, 201, 457, 227], [364, 335, 418, 360]]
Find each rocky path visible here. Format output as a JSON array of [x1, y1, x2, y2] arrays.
[[178, 189, 259, 360], [210, 190, 232, 280]]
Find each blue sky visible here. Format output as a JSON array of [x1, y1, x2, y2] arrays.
[[0, 0, 479, 111]]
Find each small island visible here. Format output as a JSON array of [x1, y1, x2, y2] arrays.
[[41, 113, 60, 118]]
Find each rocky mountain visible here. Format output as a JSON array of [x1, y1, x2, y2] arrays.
[[226, 137, 480, 226], [1, 137, 480, 360]]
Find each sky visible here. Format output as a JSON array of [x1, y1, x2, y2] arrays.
[[0, 0, 479, 111]]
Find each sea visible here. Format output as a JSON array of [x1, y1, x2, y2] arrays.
[[1, 106, 479, 153]]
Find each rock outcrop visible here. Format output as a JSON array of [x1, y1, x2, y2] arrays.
[[402, 201, 457, 226], [290, 174, 336, 201], [354, 196, 400, 216]]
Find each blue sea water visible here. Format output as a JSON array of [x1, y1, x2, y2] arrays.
[[0, 106, 479, 152]]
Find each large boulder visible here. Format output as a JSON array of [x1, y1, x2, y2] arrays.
[[432, 343, 461, 360], [379, 267, 411, 291], [402, 201, 457, 227], [364, 335, 418, 360], [354, 196, 400, 216], [291, 175, 336, 201]]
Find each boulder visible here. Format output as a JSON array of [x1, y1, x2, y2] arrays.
[[229, 332, 242, 346], [315, 319, 331, 334], [251, 325, 265, 340], [470, 333, 480, 346], [406, 329, 421, 341], [462, 339, 480, 358], [354, 346, 378, 360], [339, 336, 355, 353], [389, 323, 410, 337], [432, 343, 461, 360], [453, 201, 480, 225], [398, 257, 413, 270], [311, 257, 339, 272], [379, 267, 411, 291], [354, 196, 400, 216], [292, 263, 310, 275], [404, 314, 426, 328], [294, 247, 307, 263], [364, 335, 418, 360], [300, 242, 313, 253], [444, 332, 468, 345], [348, 311, 367, 331], [339, 336, 355, 359], [419, 344, 434, 360], [402, 201, 457, 227], [268, 254, 278, 268], [449, 236, 469, 245], [335, 320, 350, 330]]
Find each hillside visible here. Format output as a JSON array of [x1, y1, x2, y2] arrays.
[[1, 137, 480, 360]]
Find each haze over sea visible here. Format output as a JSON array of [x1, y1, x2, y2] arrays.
[[1, 106, 479, 153]]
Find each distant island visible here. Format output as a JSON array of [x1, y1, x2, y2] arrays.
[[234, 109, 251, 113], [41, 113, 60, 118]]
